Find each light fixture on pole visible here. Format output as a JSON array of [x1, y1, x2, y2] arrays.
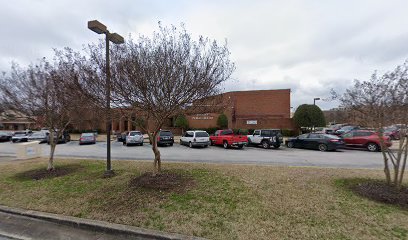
[[88, 20, 124, 176]]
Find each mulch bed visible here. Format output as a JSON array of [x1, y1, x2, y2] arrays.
[[14, 164, 82, 181], [352, 181, 408, 209], [129, 172, 195, 193]]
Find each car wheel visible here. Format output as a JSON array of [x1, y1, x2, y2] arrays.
[[318, 144, 328, 152], [123, 141, 126, 145], [237, 145, 244, 149], [189, 142, 193, 148], [140, 142, 144, 146], [274, 144, 281, 149], [287, 142, 294, 148], [170, 143, 173, 146], [210, 140, 214, 146], [262, 141, 270, 149], [223, 141, 229, 149], [367, 143, 379, 152]]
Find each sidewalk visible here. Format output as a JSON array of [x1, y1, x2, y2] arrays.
[[0, 206, 203, 240]]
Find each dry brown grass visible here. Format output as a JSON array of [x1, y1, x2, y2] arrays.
[[0, 158, 407, 239]]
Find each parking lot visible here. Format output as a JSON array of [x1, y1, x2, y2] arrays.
[[0, 140, 387, 169]]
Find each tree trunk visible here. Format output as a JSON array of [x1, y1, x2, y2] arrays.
[[398, 136, 408, 188], [378, 127, 392, 185], [381, 151, 392, 185], [151, 131, 161, 176], [48, 134, 56, 171]]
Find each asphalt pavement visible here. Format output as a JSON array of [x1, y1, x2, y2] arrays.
[[0, 140, 387, 169]]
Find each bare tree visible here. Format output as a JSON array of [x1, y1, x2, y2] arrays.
[[100, 24, 235, 175], [0, 50, 86, 171], [335, 62, 408, 189]]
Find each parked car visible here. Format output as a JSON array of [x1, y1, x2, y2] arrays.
[[47, 131, 71, 144], [341, 130, 392, 152], [124, 131, 144, 146], [247, 129, 283, 149], [180, 130, 210, 148], [285, 133, 345, 151], [210, 129, 248, 149], [11, 131, 32, 143], [334, 125, 360, 135], [79, 132, 96, 145], [156, 130, 174, 146], [325, 124, 344, 134], [383, 125, 407, 140], [0, 132, 13, 142], [27, 131, 48, 143]]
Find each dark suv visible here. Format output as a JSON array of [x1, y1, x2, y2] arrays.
[[157, 130, 174, 146]]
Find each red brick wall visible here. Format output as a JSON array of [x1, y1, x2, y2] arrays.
[[226, 89, 290, 118], [186, 89, 295, 130]]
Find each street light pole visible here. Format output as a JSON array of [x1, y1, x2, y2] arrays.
[[105, 29, 112, 175], [88, 20, 124, 176], [313, 97, 321, 105]]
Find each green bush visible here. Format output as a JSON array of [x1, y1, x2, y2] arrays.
[[174, 114, 189, 130], [293, 104, 326, 129], [217, 113, 228, 128]]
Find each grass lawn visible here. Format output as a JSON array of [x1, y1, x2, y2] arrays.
[[0, 158, 407, 239]]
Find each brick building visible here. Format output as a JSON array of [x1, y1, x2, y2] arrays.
[[187, 89, 295, 130], [73, 89, 295, 134]]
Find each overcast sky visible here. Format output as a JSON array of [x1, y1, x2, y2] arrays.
[[2, 0, 408, 110]]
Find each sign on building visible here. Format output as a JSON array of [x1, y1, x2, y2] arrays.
[[246, 120, 257, 125], [192, 113, 214, 120]]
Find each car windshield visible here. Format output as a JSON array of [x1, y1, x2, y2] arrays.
[[221, 130, 233, 135], [160, 131, 172, 136], [129, 132, 141, 136], [82, 133, 94, 137], [196, 132, 209, 137]]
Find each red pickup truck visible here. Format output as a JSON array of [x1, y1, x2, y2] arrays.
[[210, 129, 248, 149]]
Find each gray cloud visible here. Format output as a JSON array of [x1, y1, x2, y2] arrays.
[[2, 0, 408, 110]]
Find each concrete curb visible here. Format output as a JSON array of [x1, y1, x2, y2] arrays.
[[0, 205, 206, 240]]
